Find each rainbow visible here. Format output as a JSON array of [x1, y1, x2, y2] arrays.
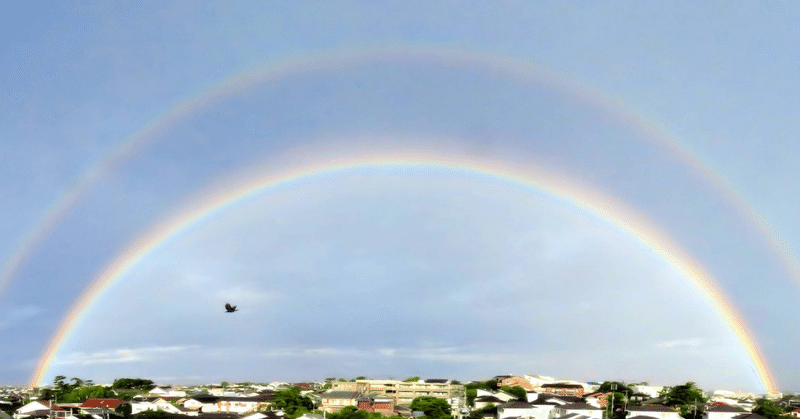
[[3, 47, 799, 308], [30, 150, 779, 394]]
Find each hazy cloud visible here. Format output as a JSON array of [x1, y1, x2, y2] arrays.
[[55, 345, 200, 366]]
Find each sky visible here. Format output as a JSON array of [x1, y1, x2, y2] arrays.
[[1, 1, 800, 394]]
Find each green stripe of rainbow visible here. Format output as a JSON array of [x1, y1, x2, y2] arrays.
[[29, 151, 779, 394]]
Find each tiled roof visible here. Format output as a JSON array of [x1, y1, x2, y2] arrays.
[[530, 400, 559, 406], [80, 399, 127, 409], [499, 402, 533, 409], [321, 391, 361, 399], [733, 414, 768, 419], [543, 384, 583, 389], [706, 405, 746, 413], [217, 396, 271, 402], [475, 396, 505, 403], [559, 403, 602, 411], [189, 396, 220, 404], [627, 405, 678, 412]]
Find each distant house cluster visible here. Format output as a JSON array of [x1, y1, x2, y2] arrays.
[[1, 375, 791, 419]]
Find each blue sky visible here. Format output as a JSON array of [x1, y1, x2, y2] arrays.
[[1, 1, 799, 393]]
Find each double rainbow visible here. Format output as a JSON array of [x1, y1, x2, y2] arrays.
[[0, 47, 782, 393]]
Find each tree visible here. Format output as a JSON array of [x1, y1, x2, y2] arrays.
[[112, 378, 155, 390], [753, 398, 792, 419], [404, 377, 421, 382], [658, 382, 706, 419], [410, 396, 452, 419], [271, 387, 314, 418]]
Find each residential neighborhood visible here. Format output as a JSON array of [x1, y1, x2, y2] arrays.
[[1, 376, 798, 419]]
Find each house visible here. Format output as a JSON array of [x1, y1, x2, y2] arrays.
[[498, 402, 538, 419], [626, 405, 680, 419], [80, 399, 128, 415], [550, 403, 603, 419], [184, 396, 220, 413], [149, 388, 187, 399], [15, 401, 58, 419], [790, 410, 800, 419], [130, 397, 182, 415], [216, 395, 272, 414], [320, 392, 361, 413], [525, 376, 557, 391], [704, 404, 748, 419], [357, 394, 396, 416], [583, 393, 610, 408], [541, 385, 584, 398], [477, 391, 517, 403]]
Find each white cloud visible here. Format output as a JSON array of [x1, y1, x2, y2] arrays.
[[55, 345, 199, 366]]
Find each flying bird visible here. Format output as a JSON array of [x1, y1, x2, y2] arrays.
[[225, 303, 238, 313]]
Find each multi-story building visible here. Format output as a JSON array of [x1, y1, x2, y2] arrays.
[[331, 379, 465, 410]]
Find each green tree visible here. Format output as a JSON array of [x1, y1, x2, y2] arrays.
[[112, 378, 155, 390], [410, 396, 452, 419], [271, 387, 314, 418], [404, 377, 421, 382], [658, 382, 706, 419], [466, 389, 478, 407], [753, 399, 792, 419]]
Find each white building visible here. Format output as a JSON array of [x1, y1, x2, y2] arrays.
[[626, 405, 681, 419], [498, 402, 539, 419], [550, 403, 603, 419], [704, 405, 749, 419]]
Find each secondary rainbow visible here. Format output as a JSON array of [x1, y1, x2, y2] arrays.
[[30, 151, 779, 394], [3, 47, 799, 308]]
